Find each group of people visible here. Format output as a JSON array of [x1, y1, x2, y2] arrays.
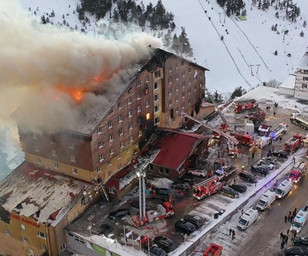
[[284, 208, 297, 223], [228, 228, 236, 240], [280, 232, 289, 249]]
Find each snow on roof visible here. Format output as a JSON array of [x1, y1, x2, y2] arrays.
[[153, 131, 207, 171], [298, 51, 308, 70], [0, 162, 90, 225], [279, 75, 296, 89]]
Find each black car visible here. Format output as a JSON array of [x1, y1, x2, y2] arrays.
[[155, 188, 172, 200], [171, 183, 190, 191], [130, 200, 150, 210], [108, 208, 130, 220], [293, 236, 308, 246], [251, 164, 269, 175], [272, 150, 289, 159], [174, 220, 196, 235], [153, 236, 175, 253], [284, 246, 308, 256], [183, 214, 204, 229], [221, 186, 239, 198], [229, 183, 247, 193], [239, 172, 257, 183], [144, 245, 167, 256], [99, 224, 113, 237]]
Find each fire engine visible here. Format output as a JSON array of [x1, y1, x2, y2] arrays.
[[289, 161, 306, 183], [245, 109, 266, 124], [193, 176, 223, 200], [234, 99, 258, 113], [269, 123, 288, 140], [230, 132, 254, 146], [284, 134, 303, 153], [203, 243, 223, 256]]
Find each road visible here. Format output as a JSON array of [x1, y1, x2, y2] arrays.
[[235, 175, 308, 256]]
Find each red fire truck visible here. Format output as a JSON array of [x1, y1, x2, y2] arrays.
[[284, 134, 303, 153], [230, 132, 254, 146], [193, 176, 223, 200], [234, 99, 258, 113], [203, 243, 223, 256], [289, 161, 306, 183]]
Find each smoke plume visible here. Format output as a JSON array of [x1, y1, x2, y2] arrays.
[[0, 0, 162, 133]]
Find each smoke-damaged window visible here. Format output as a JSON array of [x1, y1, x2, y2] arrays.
[[137, 106, 141, 113], [97, 126, 102, 134], [70, 155, 76, 163], [145, 101, 150, 108], [98, 141, 103, 148], [99, 154, 104, 162], [118, 115, 123, 123], [34, 145, 39, 152], [128, 97, 132, 105], [154, 117, 160, 125], [154, 70, 161, 79], [119, 128, 124, 136], [118, 102, 123, 109], [154, 106, 159, 113], [154, 82, 158, 89], [51, 150, 57, 157], [108, 121, 112, 129]]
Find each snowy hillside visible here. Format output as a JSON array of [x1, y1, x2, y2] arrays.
[[17, 0, 308, 94]]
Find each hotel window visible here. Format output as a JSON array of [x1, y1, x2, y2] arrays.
[[118, 115, 123, 123], [168, 100, 172, 106], [21, 224, 26, 231], [109, 134, 114, 142], [129, 136, 134, 143], [108, 121, 112, 129], [5, 229, 10, 236], [154, 70, 161, 79], [137, 106, 142, 112], [120, 141, 124, 149], [154, 82, 158, 89], [188, 89, 191, 94], [154, 94, 159, 101], [168, 89, 172, 95], [168, 77, 172, 83], [51, 150, 57, 157], [169, 66, 173, 72], [23, 236, 28, 243], [34, 145, 39, 152], [182, 70, 185, 77], [128, 111, 133, 118], [54, 162, 59, 169], [154, 117, 160, 125], [137, 92, 141, 100], [145, 76, 149, 82], [118, 102, 123, 109], [176, 96, 179, 102], [38, 231, 46, 239], [303, 83, 308, 89], [145, 101, 150, 108], [188, 78, 192, 84], [68, 141, 74, 149], [175, 107, 179, 114], [136, 79, 141, 86], [129, 123, 133, 130], [72, 168, 78, 174], [99, 154, 104, 162], [154, 106, 159, 113], [70, 155, 76, 163], [188, 67, 192, 73], [96, 167, 101, 173], [182, 81, 185, 88], [97, 126, 102, 134], [176, 74, 179, 80], [110, 148, 114, 155], [128, 97, 132, 105], [98, 141, 103, 148], [119, 128, 124, 136]]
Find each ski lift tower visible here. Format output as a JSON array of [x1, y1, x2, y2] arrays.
[[136, 168, 147, 221]]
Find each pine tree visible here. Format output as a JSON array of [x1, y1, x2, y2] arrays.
[[172, 34, 180, 54], [178, 27, 193, 57]]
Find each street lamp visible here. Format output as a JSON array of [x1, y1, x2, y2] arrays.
[[136, 170, 146, 220]]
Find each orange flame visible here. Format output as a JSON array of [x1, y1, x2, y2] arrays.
[[55, 85, 84, 103]]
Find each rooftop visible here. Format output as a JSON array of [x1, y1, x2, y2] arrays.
[[298, 51, 308, 70], [0, 162, 91, 226]]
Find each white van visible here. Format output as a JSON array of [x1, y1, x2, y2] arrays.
[[256, 190, 276, 211], [275, 179, 293, 199], [238, 207, 258, 230], [290, 205, 308, 234]]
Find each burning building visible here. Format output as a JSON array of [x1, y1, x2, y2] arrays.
[[0, 47, 207, 255]]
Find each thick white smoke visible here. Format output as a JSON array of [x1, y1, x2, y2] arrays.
[[0, 0, 162, 132]]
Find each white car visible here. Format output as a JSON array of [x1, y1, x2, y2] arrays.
[[187, 169, 208, 177]]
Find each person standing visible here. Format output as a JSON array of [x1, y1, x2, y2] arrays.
[[285, 235, 289, 244], [232, 230, 235, 240], [229, 228, 232, 236], [284, 216, 288, 223], [281, 240, 285, 249]]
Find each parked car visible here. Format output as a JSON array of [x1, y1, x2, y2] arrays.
[[183, 214, 204, 229], [251, 164, 269, 175], [229, 184, 247, 193], [272, 150, 289, 159], [187, 169, 208, 177], [108, 208, 130, 220], [155, 188, 172, 200], [153, 236, 175, 253], [99, 224, 113, 237], [284, 246, 308, 256], [221, 186, 239, 198], [173, 177, 194, 186], [130, 200, 150, 210], [144, 245, 167, 256], [257, 160, 275, 170], [259, 157, 277, 167], [174, 220, 196, 235], [171, 183, 190, 191], [239, 172, 257, 183], [293, 236, 308, 246]]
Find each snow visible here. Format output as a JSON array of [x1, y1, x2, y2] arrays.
[[298, 51, 308, 70], [279, 74, 296, 89]]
